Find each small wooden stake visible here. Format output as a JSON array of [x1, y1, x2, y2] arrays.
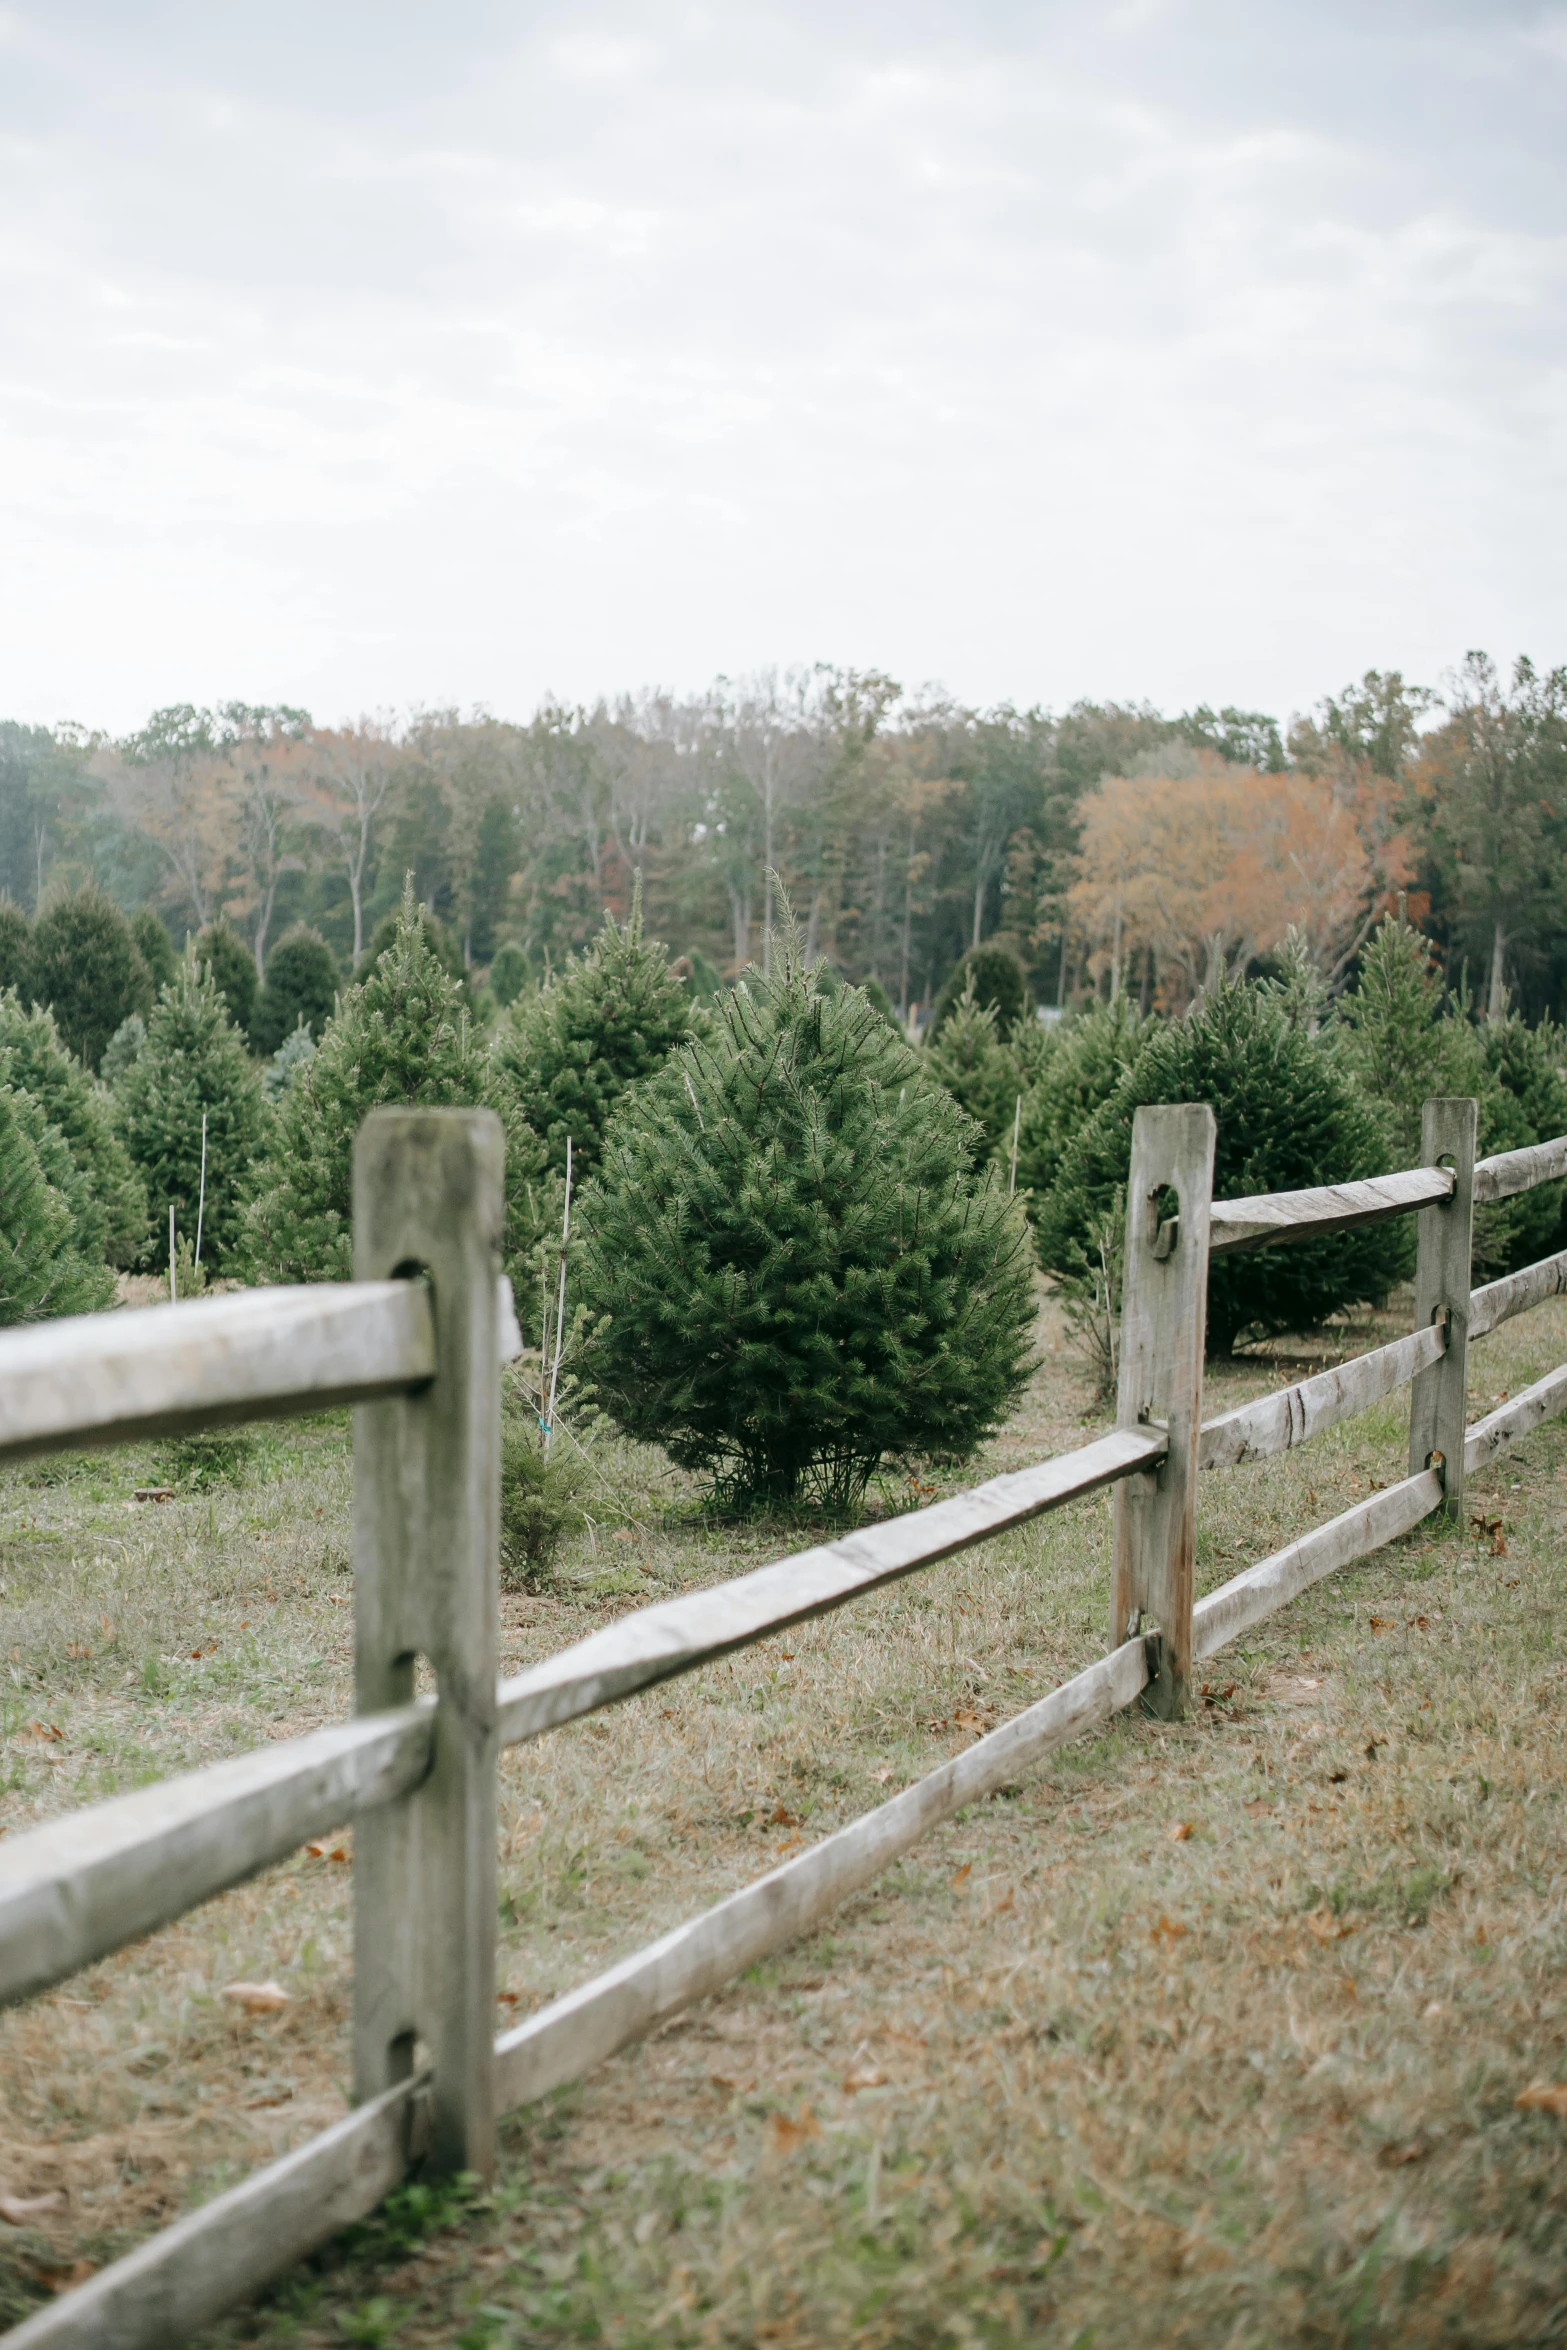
[[1408, 1095, 1477, 1520], [1110, 1102, 1215, 1718], [351, 1108, 503, 2180]]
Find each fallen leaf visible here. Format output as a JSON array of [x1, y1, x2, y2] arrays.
[[1378, 2139, 1428, 2168], [25, 1721, 64, 1742], [0, 2191, 65, 2225], [496, 1990, 521, 2008], [950, 1862, 973, 1889], [1168, 1821, 1194, 1843], [843, 2062, 888, 2092], [1369, 1616, 1393, 1633], [65, 1643, 91, 1661], [1516, 2083, 1567, 2119], [304, 1839, 349, 1863], [222, 1980, 290, 2015], [987, 1886, 1017, 1918], [1151, 1914, 1188, 1941], [1407, 1615, 1430, 1630], [30, 2259, 92, 2292], [1328, 1770, 1349, 1785], [767, 2106, 821, 2154], [1305, 1907, 1353, 1943], [133, 1487, 175, 1504], [764, 1803, 801, 1829], [870, 1766, 895, 1785], [1364, 1738, 1383, 1761]]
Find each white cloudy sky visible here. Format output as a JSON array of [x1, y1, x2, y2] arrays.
[[2, 0, 1564, 732]]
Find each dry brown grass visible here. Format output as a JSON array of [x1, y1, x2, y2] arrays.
[[3, 1288, 1567, 2346]]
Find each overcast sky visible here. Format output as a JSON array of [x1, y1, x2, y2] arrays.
[[2, 0, 1563, 734]]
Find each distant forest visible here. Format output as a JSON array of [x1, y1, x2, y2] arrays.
[[2, 652, 1563, 1018]]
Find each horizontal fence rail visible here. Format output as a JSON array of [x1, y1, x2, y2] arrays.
[[496, 1427, 1165, 1746], [0, 1703, 434, 2009], [6, 1105, 1567, 2350], [1209, 1165, 1454, 1254], [1474, 1135, 1567, 1204]]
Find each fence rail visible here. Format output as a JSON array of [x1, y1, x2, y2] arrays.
[[3, 1098, 1566, 2348]]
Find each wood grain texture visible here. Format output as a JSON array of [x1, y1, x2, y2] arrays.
[[496, 1426, 1165, 1748], [3, 2075, 424, 2350], [494, 1638, 1151, 2115], [1473, 1134, 1567, 1204], [1209, 1166, 1452, 1255], [1199, 1324, 1447, 1470], [1192, 1471, 1443, 1659], [0, 1282, 436, 1463], [353, 1108, 504, 2181], [1463, 1364, 1567, 1474], [1468, 1248, 1567, 1339], [0, 1703, 432, 2009], [1408, 1099, 1477, 1517], [1110, 1103, 1215, 1711]]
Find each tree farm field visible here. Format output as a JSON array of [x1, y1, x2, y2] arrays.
[[2, 1289, 1567, 2348]]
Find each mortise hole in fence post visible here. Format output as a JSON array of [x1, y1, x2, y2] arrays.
[[1111, 1103, 1216, 1720], [351, 1107, 504, 2179], [1409, 1097, 1478, 1522]]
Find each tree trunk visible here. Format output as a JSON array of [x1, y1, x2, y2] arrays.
[[972, 868, 985, 951], [1487, 919, 1508, 1022]]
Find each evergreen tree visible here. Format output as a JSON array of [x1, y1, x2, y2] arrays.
[[251, 923, 339, 1055], [0, 898, 29, 994], [101, 1015, 146, 1087], [131, 907, 179, 996], [0, 990, 146, 1266], [488, 888, 694, 1185], [1014, 996, 1151, 1203], [929, 940, 1030, 1039], [576, 939, 1036, 1510], [115, 954, 266, 1268], [245, 882, 542, 1282], [263, 1020, 317, 1102], [27, 884, 152, 1069], [923, 982, 1016, 1154], [1334, 913, 1485, 1160], [360, 900, 466, 989], [488, 941, 529, 1008], [195, 918, 258, 1039], [1036, 975, 1406, 1355], [0, 1081, 115, 1323], [1477, 1009, 1567, 1270]]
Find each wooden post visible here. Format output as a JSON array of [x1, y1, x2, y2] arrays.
[[352, 1108, 504, 2179], [1111, 1102, 1216, 1719], [1408, 1095, 1477, 1520]]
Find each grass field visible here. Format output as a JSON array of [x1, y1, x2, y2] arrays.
[[3, 1285, 1567, 2347]]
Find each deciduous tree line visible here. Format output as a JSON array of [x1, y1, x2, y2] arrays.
[[1, 652, 1563, 1019]]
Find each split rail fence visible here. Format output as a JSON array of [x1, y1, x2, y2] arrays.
[[2, 1097, 1567, 2346]]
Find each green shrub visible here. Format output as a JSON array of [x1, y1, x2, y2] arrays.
[[244, 882, 543, 1283], [489, 889, 695, 1188], [195, 918, 258, 1039], [0, 1081, 115, 1323], [251, 923, 339, 1055], [27, 884, 152, 1070], [155, 1429, 261, 1489], [0, 990, 146, 1266], [499, 1399, 586, 1590], [488, 942, 529, 1008], [0, 899, 29, 994], [1035, 975, 1407, 1355], [114, 954, 266, 1269], [131, 908, 179, 996], [1015, 997, 1152, 1203], [929, 940, 1029, 1039], [576, 940, 1036, 1511]]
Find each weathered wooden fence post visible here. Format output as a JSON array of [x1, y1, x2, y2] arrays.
[[1408, 1095, 1478, 1521], [352, 1108, 504, 2179], [1111, 1103, 1216, 1718]]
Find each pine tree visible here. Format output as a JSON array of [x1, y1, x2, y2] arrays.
[[1014, 996, 1151, 1203], [0, 990, 147, 1266], [1036, 974, 1406, 1356], [576, 940, 1036, 1511], [131, 908, 179, 996], [488, 888, 695, 1185], [359, 901, 467, 989], [195, 918, 259, 1040], [251, 923, 340, 1055], [263, 1020, 317, 1102], [1334, 913, 1485, 1159], [0, 898, 29, 994], [923, 982, 1016, 1155], [0, 1082, 115, 1324], [244, 881, 543, 1282], [488, 942, 529, 1008], [27, 884, 152, 1070], [101, 1015, 146, 1087], [115, 953, 266, 1269], [929, 940, 1029, 1039]]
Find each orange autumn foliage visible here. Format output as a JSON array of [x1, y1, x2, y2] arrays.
[[1069, 752, 1413, 1003]]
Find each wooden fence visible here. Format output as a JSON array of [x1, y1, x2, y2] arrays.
[[2, 1097, 1567, 2346]]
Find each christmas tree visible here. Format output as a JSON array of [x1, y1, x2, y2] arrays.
[[0, 989, 146, 1266], [114, 952, 266, 1270], [0, 1081, 115, 1323], [27, 884, 151, 1070], [576, 934, 1036, 1511]]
